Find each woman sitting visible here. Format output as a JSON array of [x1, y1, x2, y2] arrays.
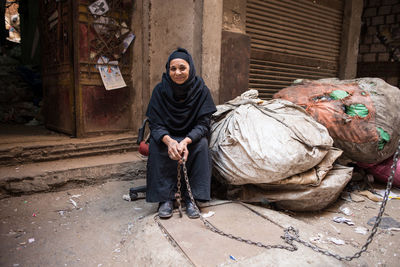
[[145, 47, 217, 219]]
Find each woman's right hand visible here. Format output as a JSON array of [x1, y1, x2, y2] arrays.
[[162, 135, 181, 161]]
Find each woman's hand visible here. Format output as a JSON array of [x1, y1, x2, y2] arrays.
[[162, 136, 192, 162], [178, 137, 192, 163], [162, 136, 181, 161]]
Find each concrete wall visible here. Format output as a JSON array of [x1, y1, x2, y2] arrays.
[[148, 0, 203, 92], [219, 0, 250, 103], [202, 0, 223, 103], [130, 0, 252, 130], [130, 0, 147, 131], [339, 0, 363, 79], [222, 0, 246, 33], [131, 0, 206, 131]]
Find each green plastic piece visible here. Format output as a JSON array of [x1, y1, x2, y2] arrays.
[[345, 104, 369, 118], [377, 127, 390, 150], [330, 90, 349, 100]]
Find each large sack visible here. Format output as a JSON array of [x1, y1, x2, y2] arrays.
[[357, 154, 400, 188], [268, 147, 343, 187], [274, 78, 400, 163], [210, 90, 333, 185], [228, 164, 353, 211]]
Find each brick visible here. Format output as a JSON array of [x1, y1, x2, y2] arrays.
[[378, 24, 388, 31], [365, 35, 374, 44], [372, 16, 385, 25], [363, 53, 377, 62], [367, 26, 378, 35], [378, 52, 390, 61], [383, 0, 399, 5], [371, 43, 387, 52], [357, 54, 363, 62], [359, 44, 371, 53], [363, 7, 377, 17], [373, 35, 381, 43], [386, 77, 399, 87], [386, 14, 395, 24], [362, 17, 371, 26], [368, 0, 381, 7], [378, 5, 392, 15], [393, 4, 400, 13]]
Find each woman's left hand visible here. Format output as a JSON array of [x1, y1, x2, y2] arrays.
[[178, 137, 192, 163]]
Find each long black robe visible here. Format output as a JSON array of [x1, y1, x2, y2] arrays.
[[145, 48, 217, 203]]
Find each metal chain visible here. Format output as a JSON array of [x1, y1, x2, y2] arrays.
[[177, 139, 400, 261], [175, 163, 183, 217], [180, 159, 298, 252]]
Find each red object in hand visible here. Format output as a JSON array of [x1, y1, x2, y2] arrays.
[[139, 141, 149, 156]]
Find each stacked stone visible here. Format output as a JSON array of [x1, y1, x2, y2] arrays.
[[358, 0, 400, 86]]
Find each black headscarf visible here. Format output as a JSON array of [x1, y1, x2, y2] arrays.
[[146, 48, 217, 136]]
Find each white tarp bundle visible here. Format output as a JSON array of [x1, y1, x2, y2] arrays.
[[210, 90, 334, 185], [229, 164, 353, 211]]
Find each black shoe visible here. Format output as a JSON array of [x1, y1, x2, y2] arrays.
[[158, 200, 173, 219], [185, 200, 200, 219]]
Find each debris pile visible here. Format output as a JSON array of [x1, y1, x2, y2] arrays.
[[210, 90, 353, 211], [0, 53, 42, 124], [274, 78, 400, 164]]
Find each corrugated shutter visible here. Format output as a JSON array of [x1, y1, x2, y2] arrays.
[[246, 0, 344, 99]]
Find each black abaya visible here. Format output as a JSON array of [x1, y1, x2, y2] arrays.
[[145, 48, 217, 203], [146, 136, 212, 202]]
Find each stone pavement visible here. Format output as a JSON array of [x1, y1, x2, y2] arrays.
[[1, 179, 399, 266]]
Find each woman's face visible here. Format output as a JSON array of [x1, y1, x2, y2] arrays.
[[169, 58, 190, 84]]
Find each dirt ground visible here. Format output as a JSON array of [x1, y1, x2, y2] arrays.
[[0, 178, 399, 267]]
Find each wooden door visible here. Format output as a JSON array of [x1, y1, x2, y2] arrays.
[[40, 0, 133, 137], [75, 0, 132, 136], [41, 0, 75, 135]]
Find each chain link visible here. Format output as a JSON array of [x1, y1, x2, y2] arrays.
[[179, 159, 298, 252], [173, 139, 400, 261], [175, 163, 183, 217]]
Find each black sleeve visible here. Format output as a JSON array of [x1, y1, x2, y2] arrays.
[[187, 114, 211, 143], [149, 121, 170, 144]]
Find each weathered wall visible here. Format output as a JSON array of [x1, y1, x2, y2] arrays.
[[131, 0, 204, 131], [357, 0, 400, 87], [202, 0, 223, 103], [222, 0, 246, 33], [131, 0, 147, 132], [219, 0, 250, 103], [148, 0, 203, 92], [339, 0, 363, 79]]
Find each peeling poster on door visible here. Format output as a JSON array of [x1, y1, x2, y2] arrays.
[[88, 0, 109, 16], [96, 56, 126, 90]]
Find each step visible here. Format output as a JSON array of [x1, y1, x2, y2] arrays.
[[0, 151, 147, 198], [0, 134, 139, 166]]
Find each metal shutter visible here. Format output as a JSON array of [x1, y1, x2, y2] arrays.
[[246, 0, 344, 99]]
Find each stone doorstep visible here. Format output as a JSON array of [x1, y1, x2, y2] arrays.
[[0, 135, 139, 166], [0, 151, 147, 197]]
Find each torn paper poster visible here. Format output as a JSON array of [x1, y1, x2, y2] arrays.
[[96, 56, 126, 90], [89, 0, 109, 16], [121, 33, 135, 54], [115, 22, 130, 38], [93, 16, 113, 35]]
